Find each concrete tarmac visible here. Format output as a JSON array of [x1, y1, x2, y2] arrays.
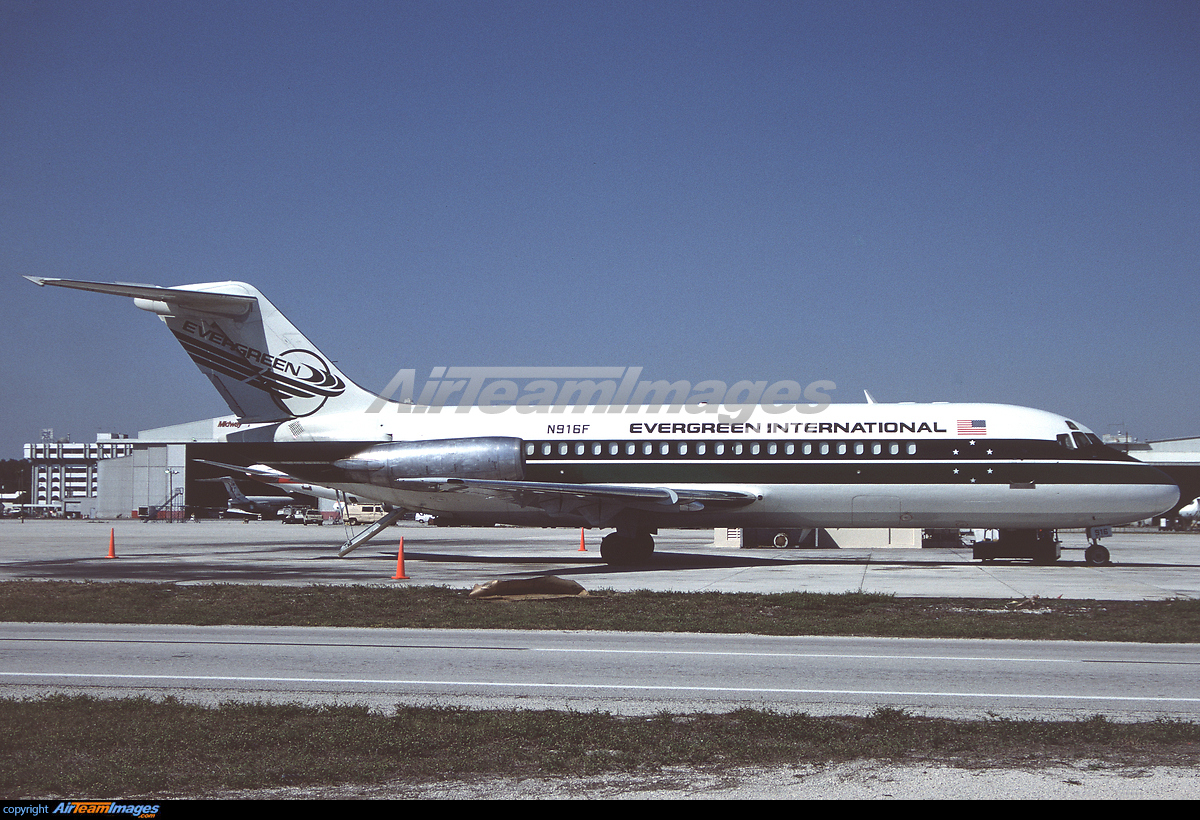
[[1, 519, 1196, 599]]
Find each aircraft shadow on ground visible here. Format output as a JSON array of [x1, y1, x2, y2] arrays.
[[364, 550, 968, 574], [354, 549, 1199, 575]]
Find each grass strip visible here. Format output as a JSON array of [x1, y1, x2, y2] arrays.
[[4, 696, 1199, 798], [1, 581, 1199, 641]]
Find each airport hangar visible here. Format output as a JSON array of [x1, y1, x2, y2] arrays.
[[70, 416, 327, 520], [28, 414, 1200, 528]]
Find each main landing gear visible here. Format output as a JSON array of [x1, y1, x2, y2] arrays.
[[600, 530, 655, 566]]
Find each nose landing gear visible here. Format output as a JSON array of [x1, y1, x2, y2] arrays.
[[1084, 526, 1113, 566]]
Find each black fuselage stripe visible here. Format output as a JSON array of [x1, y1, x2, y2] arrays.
[[523, 461, 1169, 485]]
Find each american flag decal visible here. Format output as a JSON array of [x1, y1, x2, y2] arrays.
[[958, 419, 987, 435]]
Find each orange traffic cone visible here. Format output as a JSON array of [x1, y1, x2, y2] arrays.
[[578, 528, 587, 551], [392, 537, 409, 580], [106, 528, 116, 559]]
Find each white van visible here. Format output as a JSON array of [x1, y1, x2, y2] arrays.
[[345, 503, 387, 525]]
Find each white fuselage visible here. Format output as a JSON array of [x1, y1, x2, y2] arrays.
[[242, 401, 1179, 531]]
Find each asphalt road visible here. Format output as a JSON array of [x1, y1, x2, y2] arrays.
[[3, 622, 1198, 721]]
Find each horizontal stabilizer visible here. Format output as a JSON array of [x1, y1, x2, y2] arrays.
[[23, 277, 255, 318]]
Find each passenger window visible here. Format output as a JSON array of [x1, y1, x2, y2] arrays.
[[872, 442, 882, 455], [592, 443, 602, 456], [889, 442, 899, 455], [575, 443, 586, 456], [697, 442, 706, 455], [733, 443, 744, 455], [525, 443, 535, 456], [837, 442, 847, 455], [542, 443, 552, 456], [785, 443, 794, 455], [906, 442, 917, 455], [854, 442, 864, 455], [803, 443, 813, 455], [678, 442, 688, 455], [642, 442, 653, 456], [819, 442, 830, 455], [626, 442, 636, 456], [559, 443, 569, 456], [715, 443, 725, 455], [609, 442, 619, 456], [751, 443, 761, 455], [660, 442, 670, 456]]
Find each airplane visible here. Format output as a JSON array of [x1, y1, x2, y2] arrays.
[[198, 459, 346, 503], [1178, 497, 1200, 519], [198, 476, 298, 520], [26, 276, 1180, 567], [1, 492, 25, 517]]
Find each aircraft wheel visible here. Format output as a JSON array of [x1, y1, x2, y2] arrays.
[[600, 533, 631, 565], [1084, 544, 1110, 566], [601, 532, 656, 566]]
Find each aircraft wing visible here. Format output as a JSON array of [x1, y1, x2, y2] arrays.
[[203, 452, 757, 527], [390, 477, 757, 527], [197, 459, 294, 482]]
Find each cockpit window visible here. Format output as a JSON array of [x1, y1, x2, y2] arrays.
[[1057, 433, 1075, 449], [1072, 432, 1091, 449]]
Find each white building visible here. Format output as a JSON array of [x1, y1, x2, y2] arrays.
[[23, 433, 134, 516]]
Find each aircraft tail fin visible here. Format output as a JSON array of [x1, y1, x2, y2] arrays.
[[25, 277, 382, 422], [218, 477, 251, 506]]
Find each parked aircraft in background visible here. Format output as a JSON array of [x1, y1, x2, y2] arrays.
[[198, 460, 343, 502], [27, 276, 1179, 566], [1178, 497, 1200, 519], [198, 476, 296, 520], [1, 492, 25, 516]]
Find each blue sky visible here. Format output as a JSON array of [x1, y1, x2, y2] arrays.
[[2, 1, 1197, 456]]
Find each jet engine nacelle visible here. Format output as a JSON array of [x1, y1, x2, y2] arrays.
[[334, 437, 525, 487]]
